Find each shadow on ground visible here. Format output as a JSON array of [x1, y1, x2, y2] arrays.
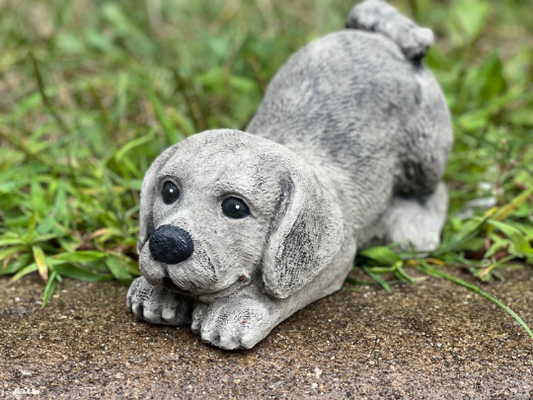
[[1, 268, 532, 399]]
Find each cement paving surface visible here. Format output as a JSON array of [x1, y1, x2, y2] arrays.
[[1, 267, 532, 399]]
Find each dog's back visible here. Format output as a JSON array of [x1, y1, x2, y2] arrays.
[[247, 0, 453, 231]]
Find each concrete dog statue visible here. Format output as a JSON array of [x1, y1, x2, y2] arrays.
[[127, 0, 453, 350]]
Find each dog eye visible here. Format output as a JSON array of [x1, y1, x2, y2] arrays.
[[162, 181, 180, 204], [221, 197, 250, 219]]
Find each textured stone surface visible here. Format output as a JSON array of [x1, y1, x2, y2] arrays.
[[132, 0, 453, 350], [1, 267, 532, 399]]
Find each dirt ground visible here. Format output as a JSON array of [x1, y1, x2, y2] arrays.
[[1, 267, 532, 399]]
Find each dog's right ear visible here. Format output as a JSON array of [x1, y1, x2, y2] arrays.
[[137, 145, 178, 253]]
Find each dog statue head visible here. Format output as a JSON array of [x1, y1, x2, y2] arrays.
[[137, 129, 343, 302]]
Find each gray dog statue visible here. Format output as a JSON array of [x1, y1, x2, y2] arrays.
[[127, 0, 453, 350]]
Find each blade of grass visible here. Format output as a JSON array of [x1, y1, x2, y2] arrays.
[[0, 245, 27, 263], [487, 219, 533, 255], [493, 186, 533, 221], [42, 270, 59, 307], [52, 251, 106, 263], [32, 245, 49, 283], [394, 263, 424, 284], [53, 264, 113, 282], [148, 91, 178, 145], [105, 255, 133, 284], [10, 263, 38, 282], [345, 276, 377, 286], [479, 254, 517, 279], [433, 208, 497, 256], [359, 246, 401, 265], [28, 52, 69, 136], [362, 266, 391, 293], [1, 260, 29, 276]]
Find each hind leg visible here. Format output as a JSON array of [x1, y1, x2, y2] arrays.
[[372, 181, 448, 252]]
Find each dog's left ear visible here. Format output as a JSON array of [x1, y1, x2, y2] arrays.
[[137, 145, 178, 254], [262, 163, 344, 299]]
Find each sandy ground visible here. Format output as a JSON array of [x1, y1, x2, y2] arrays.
[[1, 267, 532, 399]]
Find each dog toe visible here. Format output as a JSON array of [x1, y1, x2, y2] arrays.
[[191, 303, 208, 333], [239, 332, 261, 349], [191, 320, 201, 334], [161, 307, 176, 322], [218, 335, 241, 350], [201, 329, 220, 348], [130, 301, 145, 320], [142, 307, 161, 324]]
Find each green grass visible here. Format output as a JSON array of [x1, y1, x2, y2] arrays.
[[0, 0, 532, 335]]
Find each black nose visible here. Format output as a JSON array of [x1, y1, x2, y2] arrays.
[[149, 225, 194, 264]]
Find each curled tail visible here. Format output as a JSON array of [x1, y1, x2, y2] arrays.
[[346, 0, 434, 60]]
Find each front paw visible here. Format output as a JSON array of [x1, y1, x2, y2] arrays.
[[192, 296, 280, 350], [127, 276, 192, 326]]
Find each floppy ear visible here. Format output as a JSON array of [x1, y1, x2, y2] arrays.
[[262, 166, 344, 299], [137, 145, 178, 253]]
